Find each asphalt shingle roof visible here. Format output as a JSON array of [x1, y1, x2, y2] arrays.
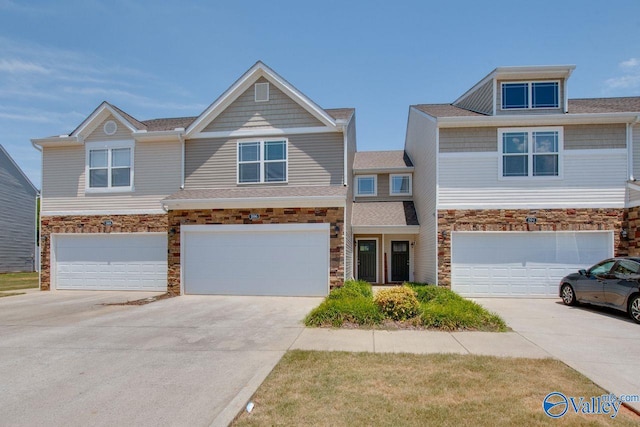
[[353, 151, 413, 170], [164, 185, 347, 201], [352, 201, 419, 227], [414, 97, 640, 118]]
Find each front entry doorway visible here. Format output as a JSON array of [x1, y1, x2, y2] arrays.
[[357, 239, 377, 282], [391, 241, 410, 282]]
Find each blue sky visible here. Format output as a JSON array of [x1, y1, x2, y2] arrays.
[[1, 0, 640, 187]]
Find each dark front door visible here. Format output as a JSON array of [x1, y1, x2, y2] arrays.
[[357, 240, 377, 282], [391, 241, 410, 282]]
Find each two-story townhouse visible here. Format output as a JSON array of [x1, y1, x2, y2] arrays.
[[32, 61, 356, 296], [351, 151, 419, 283], [405, 65, 640, 297]]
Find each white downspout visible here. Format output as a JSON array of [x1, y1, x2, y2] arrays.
[[629, 116, 640, 182], [176, 129, 185, 189]]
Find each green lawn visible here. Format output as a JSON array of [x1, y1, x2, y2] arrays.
[[233, 351, 639, 426], [0, 272, 39, 296]]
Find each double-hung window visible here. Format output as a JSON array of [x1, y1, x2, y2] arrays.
[[238, 139, 287, 183], [86, 141, 134, 192], [390, 174, 412, 196], [499, 127, 562, 178], [355, 175, 377, 196], [502, 81, 559, 109]]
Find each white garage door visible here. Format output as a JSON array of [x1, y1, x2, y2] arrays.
[[54, 234, 167, 291], [451, 231, 613, 297], [182, 224, 329, 296]]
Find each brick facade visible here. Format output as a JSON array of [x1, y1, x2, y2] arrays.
[[167, 207, 345, 294], [437, 208, 628, 286], [40, 214, 168, 291]]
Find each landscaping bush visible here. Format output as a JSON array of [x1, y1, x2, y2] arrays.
[[327, 279, 373, 300], [373, 286, 421, 321], [406, 282, 443, 303], [304, 297, 383, 327]]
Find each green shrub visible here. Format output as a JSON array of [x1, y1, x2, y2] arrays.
[[406, 283, 443, 303], [373, 286, 421, 321], [305, 297, 383, 327], [327, 279, 373, 301]]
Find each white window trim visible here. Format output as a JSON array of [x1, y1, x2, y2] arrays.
[[500, 80, 560, 110], [237, 138, 288, 184], [389, 173, 412, 196], [85, 140, 134, 193], [355, 175, 377, 197], [498, 127, 563, 180]]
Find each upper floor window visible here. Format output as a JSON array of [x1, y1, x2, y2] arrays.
[[502, 81, 559, 109], [238, 139, 287, 184], [355, 175, 377, 196], [390, 174, 412, 196], [86, 141, 133, 192], [499, 127, 562, 179]]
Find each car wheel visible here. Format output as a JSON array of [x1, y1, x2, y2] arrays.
[[561, 284, 577, 306], [628, 295, 640, 324]]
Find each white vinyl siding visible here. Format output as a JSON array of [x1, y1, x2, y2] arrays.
[[438, 149, 627, 209], [203, 77, 323, 132], [404, 108, 438, 284], [344, 117, 357, 280], [185, 132, 344, 188], [41, 140, 181, 213]]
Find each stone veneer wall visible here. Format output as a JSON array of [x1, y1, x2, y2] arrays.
[[437, 208, 628, 286], [167, 207, 345, 294], [627, 206, 640, 256], [39, 214, 168, 291]]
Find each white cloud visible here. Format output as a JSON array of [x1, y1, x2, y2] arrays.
[[0, 59, 50, 74], [620, 58, 640, 70], [604, 58, 640, 92]]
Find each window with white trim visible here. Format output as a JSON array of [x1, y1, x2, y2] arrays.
[[499, 127, 562, 178], [238, 139, 287, 183], [356, 175, 377, 196], [86, 141, 134, 192], [390, 174, 412, 195], [502, 81, 559, 109]]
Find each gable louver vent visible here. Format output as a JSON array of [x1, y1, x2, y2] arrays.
[[254, 82, 269, 102]]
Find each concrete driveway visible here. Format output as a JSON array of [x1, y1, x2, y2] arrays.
[[0, 291, 321, 427], [476, 298, 640, 413]]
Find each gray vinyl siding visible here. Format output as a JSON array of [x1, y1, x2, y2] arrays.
[[439, 124, 625, 154], [454, 79, 494, 115], [439, 127, 497, 153], [85, 115, 135, 142], [564, 124, 626, 150], [0, 148, 37, 272], [354, 172, 413, 202], [203, 77, 324, 132], [185, 132, 344, 188], [496, 79, 565, 115], [41, 140, 181, 213], [404, 108, 438, 284], [344, 115, 357, 280]]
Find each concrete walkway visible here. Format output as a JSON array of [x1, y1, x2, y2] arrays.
[[290, 328, 552, 358]]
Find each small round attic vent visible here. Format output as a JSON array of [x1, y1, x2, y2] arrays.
[[104, 120, 118, 135]]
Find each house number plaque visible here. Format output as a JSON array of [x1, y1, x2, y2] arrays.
[[525, 217, 537, 224], [248, 213, 260, 220]]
